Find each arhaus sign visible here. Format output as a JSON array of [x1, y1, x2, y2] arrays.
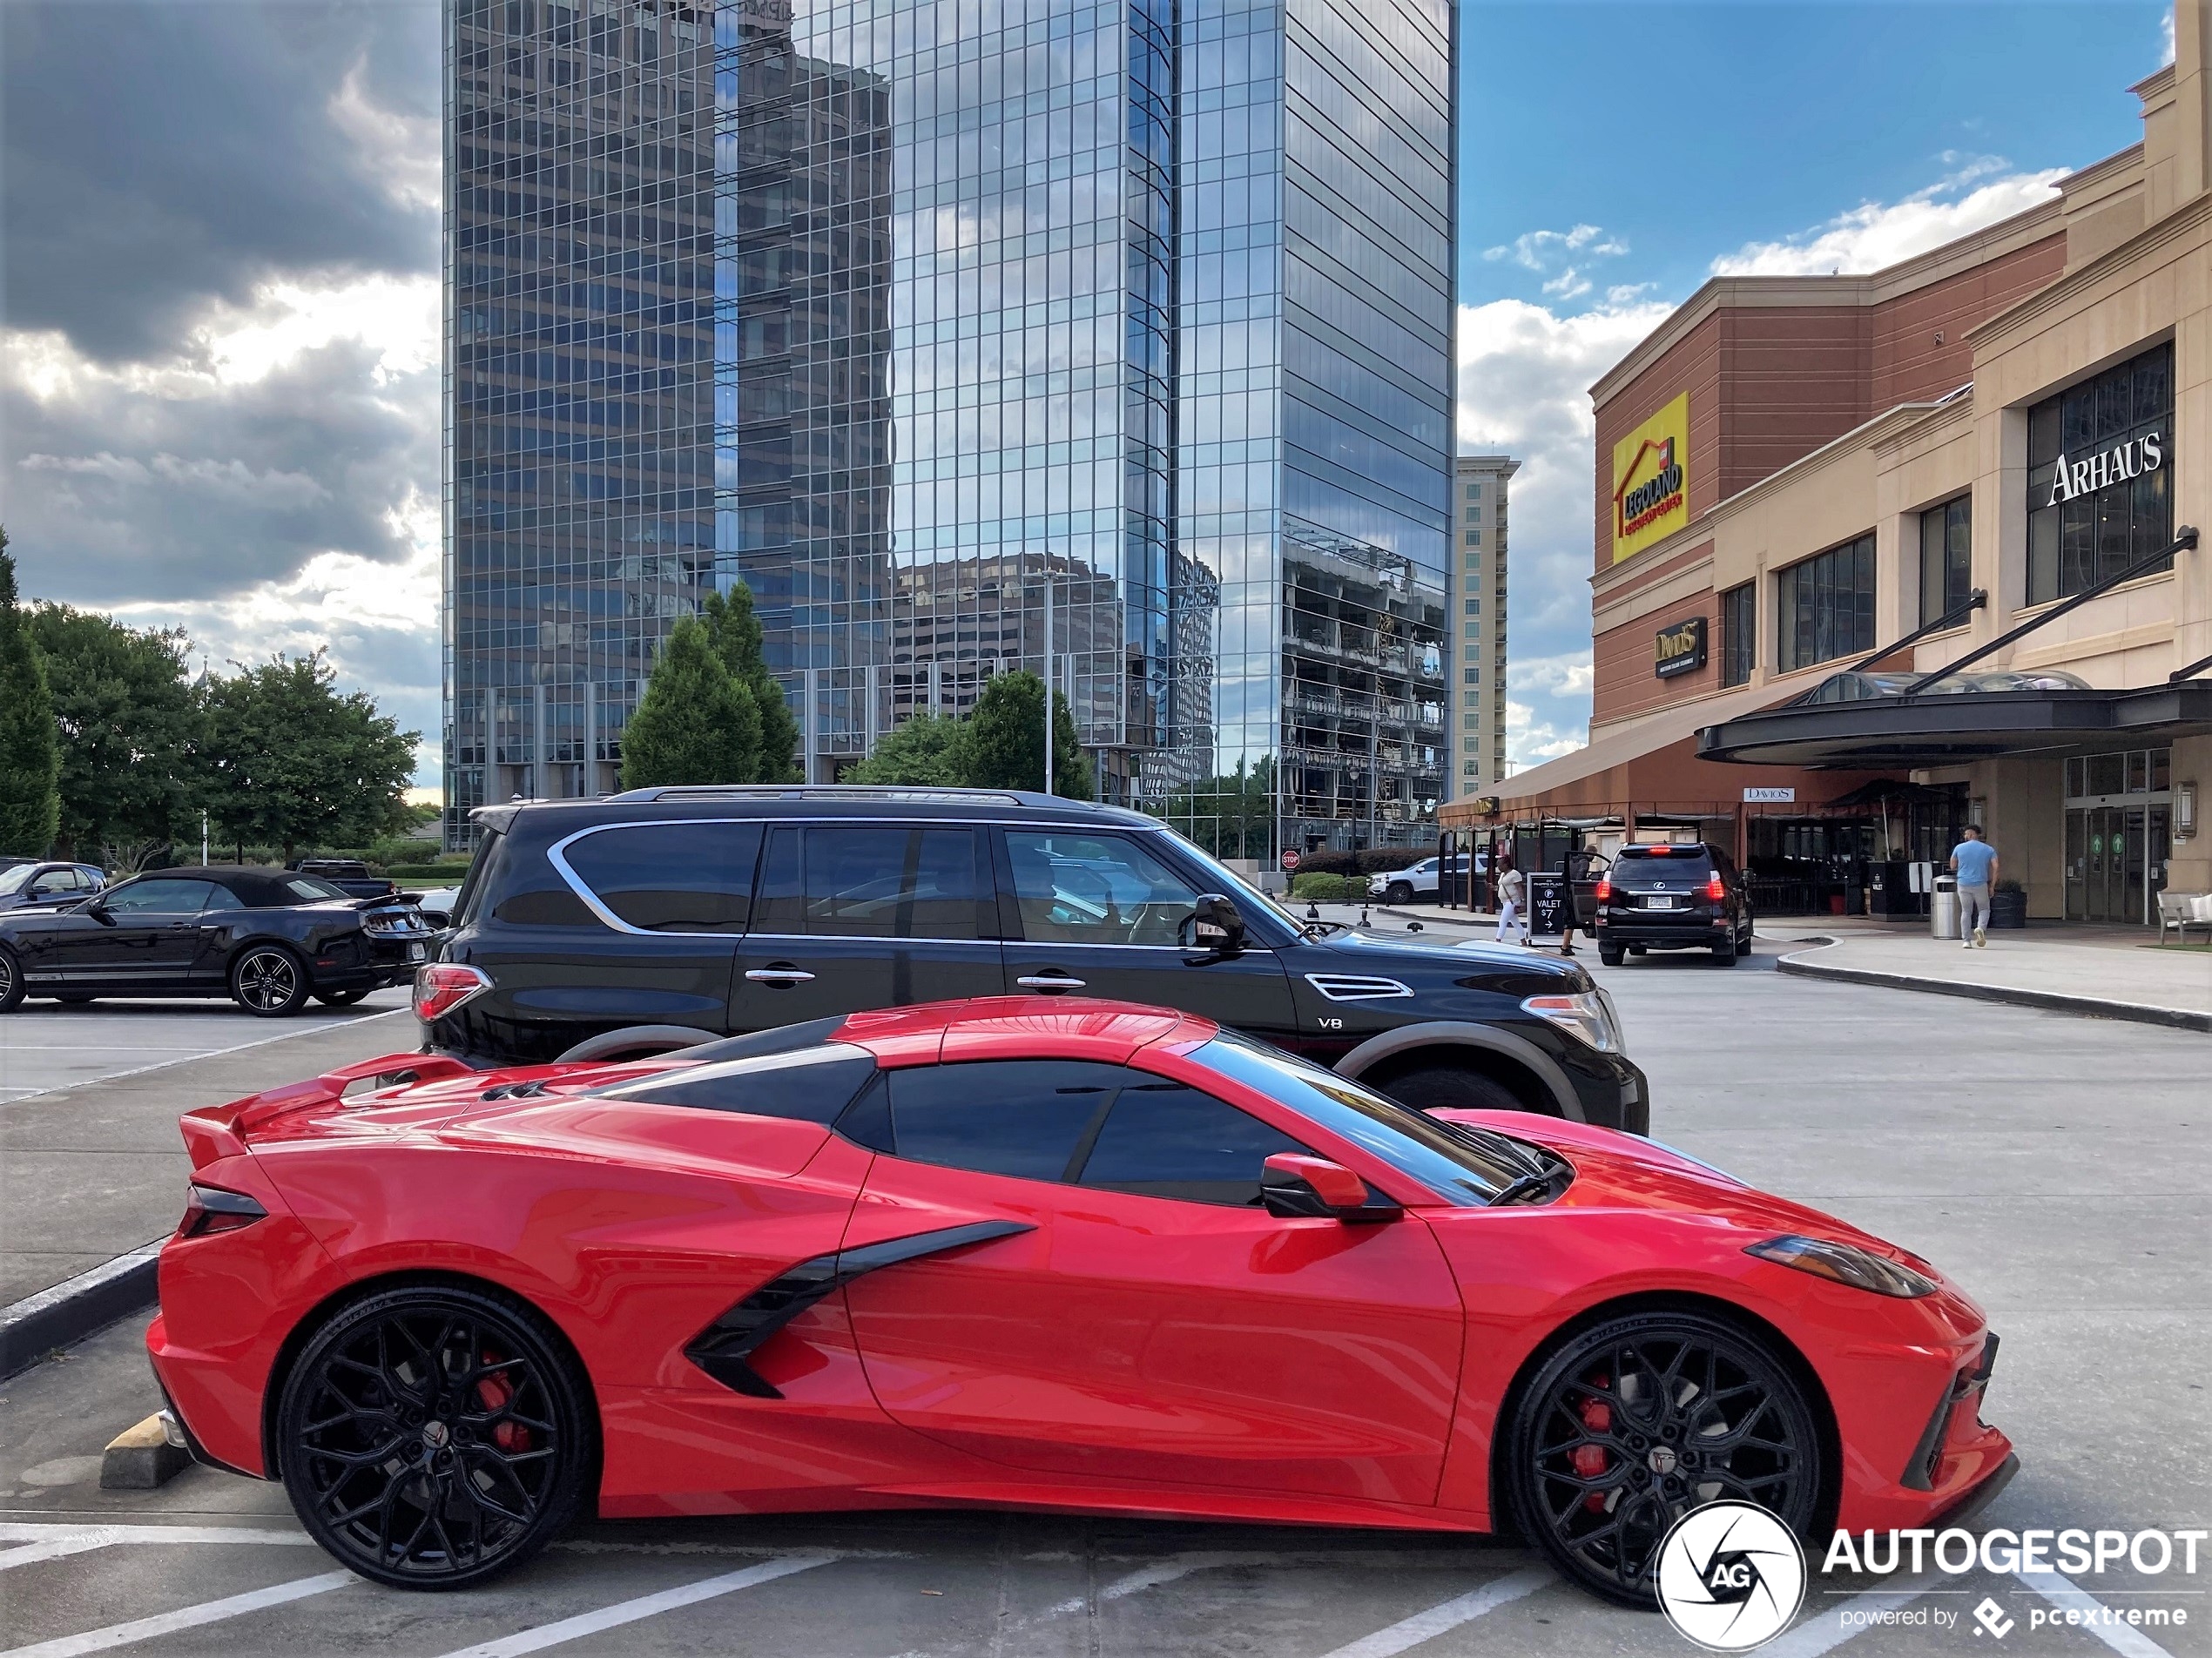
[[2046, 431, 2162, 506]]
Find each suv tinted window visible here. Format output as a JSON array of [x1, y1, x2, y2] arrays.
[[1004, 831, 1207, 946], [1077, 1078, 1307, 1206], [1613, 847, 1714, 881], [561, 821, 764, 933], [101, 879, 215, 914], [604, 1045, 877, 1122], [886, 1060, 1123, 1181], [754, 826, 988, 939]]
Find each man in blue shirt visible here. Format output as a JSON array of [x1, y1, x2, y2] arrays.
[[1949, 824, 2000, 947]]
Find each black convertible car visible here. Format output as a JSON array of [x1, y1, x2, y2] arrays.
[[0, 866, 435, 1016]]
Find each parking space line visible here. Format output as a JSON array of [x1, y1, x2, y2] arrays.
[[2017, 1569, 2177, 1658], [1314, 1566, 1552, 1658], [0, 1568, 354, 1658], [428, 1552, 837, 1658], [1764, 1574, 1945, 1657], [0, 1523, 314, 1551], [0, 1007, 408, 1110]]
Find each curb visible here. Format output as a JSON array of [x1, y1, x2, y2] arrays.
[[0, 1241, 163, 1378], [1774, 938, 2212, 1033]]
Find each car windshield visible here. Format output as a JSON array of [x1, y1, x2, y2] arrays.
[[0, 865, 36, 895], [1193, 1029, 1535, 1206], [282, 875, 352, 901]]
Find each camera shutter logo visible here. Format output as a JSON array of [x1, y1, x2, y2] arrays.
[[1655, 1500, 1806, 1651]]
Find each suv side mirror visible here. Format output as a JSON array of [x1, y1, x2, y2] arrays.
[[1185, 892, 1245, 954], [1260, 1153, 1399, 1222]]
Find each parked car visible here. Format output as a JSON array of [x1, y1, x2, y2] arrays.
[[0, 860, 105, 913], [150, 996, 2013, 1600], [287, 858, 399, 900], [420, 787, 1649, 1131], [413, 885, 462, 927], [1366, 852, 1483, 905], [1593, 841, 1757, 966], [0, 866, 437, 1016]]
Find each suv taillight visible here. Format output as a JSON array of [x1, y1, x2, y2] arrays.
[[415, 963, 492, 1022], [1594, 877, 1612, 901], [1705, 873, 1727, 900], [178, 1183, 267, 1239]]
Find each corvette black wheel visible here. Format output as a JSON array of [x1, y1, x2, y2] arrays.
[[1507, 1311, 1821, 1607], [230, 946, 308, 1016], [277, 1285, 595, 1589]]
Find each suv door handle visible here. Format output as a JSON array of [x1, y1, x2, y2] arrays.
[[1016, 973, 1086, 991], [745, 966, 816, 986]]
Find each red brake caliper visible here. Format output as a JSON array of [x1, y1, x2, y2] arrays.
[[475, 1356, 531, 1454], [1574, 1378, 1612, 1511]]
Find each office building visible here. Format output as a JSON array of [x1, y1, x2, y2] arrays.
[[444, 0, 1456, 853], [1452, 454, 1512, 794]]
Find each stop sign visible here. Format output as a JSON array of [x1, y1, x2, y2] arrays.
[[1280, 849, 1301, 872]]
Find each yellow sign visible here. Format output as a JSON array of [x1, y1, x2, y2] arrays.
[[1611, 392, 1690, 562]]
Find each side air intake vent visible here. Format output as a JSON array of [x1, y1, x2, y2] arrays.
[[1304, 974, 1414, 1003]]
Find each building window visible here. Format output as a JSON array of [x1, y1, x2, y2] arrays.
[[1463, 528, 1481, 546], [1919, 494, 1973, 626], [1465, 482, 1481, 501], [2027, 340, 2172, 604], [1463, 666, 1480, 684], [1463, 597, 1479, 615], [1720, 582, 1755, 686], [1776, 533, 1875, 674]]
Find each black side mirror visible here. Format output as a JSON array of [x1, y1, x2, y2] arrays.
[[1184, 892, 1245, 954], [85, 900, 116, 924]]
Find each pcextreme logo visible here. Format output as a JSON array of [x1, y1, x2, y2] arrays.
[[1613, 391, 1691, 562]]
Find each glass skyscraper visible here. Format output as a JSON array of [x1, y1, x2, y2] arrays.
[[444, 0, 1454, 854]]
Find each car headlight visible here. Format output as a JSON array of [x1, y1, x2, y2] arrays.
[[1744, 1234, 1938, 1298], [1520, 989, 1627, 1055]]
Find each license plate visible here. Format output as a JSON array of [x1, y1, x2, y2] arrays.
[[1644, 894, 1678, 909], [406, 942, 427, 962]]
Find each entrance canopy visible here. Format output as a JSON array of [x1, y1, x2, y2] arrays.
[[1697, 681, 2212, 768]]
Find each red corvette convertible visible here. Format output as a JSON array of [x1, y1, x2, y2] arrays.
[[147, 997, 2013, 1605]]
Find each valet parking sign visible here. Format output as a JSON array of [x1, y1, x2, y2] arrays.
[[1654, 1501, 2207, 1652]]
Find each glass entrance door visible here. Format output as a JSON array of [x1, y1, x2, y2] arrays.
[[2063, 749, 2174, 926]]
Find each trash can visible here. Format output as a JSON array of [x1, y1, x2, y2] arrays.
[[1930, 873, 1960, 940]]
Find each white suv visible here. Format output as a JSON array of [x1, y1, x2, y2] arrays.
[[1368, 853, 1484, 905]]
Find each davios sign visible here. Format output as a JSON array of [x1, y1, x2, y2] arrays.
[[1612, 392, 1691, 563]]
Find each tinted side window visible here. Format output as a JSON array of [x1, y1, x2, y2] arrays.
[[755, 826, 988, 940], [1616, 852, 1713, 882], [1003, 831, 1206, 946], [612, 1048, 877, 1122], [101, 879, 215, 914], [886, 1061, 1124, 1181], [561, 821, 764, 933], [1076, 1079, 1308, 1206]]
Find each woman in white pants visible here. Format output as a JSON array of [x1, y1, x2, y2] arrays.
[[1494, 859, 1527, 943]]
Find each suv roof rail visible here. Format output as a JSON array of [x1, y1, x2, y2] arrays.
[[610, 784, 1047, 806]]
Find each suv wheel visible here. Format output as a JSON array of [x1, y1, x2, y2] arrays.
[[1371, 1062, 1531, 1116], [231, 945, 310, 1016], [1597, 943, 1624, 967], [1385, 881, 1414, 906], [1711, 933, 1739, 965]]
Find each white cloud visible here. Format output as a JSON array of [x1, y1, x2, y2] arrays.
[[328, 58, 442, 216], [1710, 160, 2067, 277], [1505, 698, 1588, 768]]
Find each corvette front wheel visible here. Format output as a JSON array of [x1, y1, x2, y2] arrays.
[[1506, 1310, 1822, 1607], [276, 1284, 596, 1589]]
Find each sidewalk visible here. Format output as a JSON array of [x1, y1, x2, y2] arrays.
[[1764, 919, 2211, 1032]]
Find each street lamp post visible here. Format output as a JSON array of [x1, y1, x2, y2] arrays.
[[1042, 564, 1054, 797]]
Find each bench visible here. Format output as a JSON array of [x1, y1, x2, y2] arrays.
[[2155, 891, 2212, 944]]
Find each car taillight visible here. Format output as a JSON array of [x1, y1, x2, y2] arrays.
[[178, 1183, 267, 1239], [1705, 873, 1726, 900], [1594, 877, 1612, 901], [415, 962, 491, 1021]]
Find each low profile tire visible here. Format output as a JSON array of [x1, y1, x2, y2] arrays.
[[1372, 1062, 1534, 1116], [230, 945, 310, 1017], [0, 946, 24, 1014], [1598, 944, 1625, 967], [1386, 881, 1414, 906], [314, 988, 372, 1008], [1505, 1308, 1824, 1608], [276, 1284, 597, 1591]]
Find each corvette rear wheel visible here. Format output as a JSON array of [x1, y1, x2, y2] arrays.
[[1507, 1310, 1821, 1608], [277, 1285, 595, 1589]]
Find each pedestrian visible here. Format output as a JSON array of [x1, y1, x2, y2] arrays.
[[1948, 823, 1999, 948], [1494, 856, 1528, 945]]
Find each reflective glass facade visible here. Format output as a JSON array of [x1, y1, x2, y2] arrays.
[[446, 0, 1455, 853]]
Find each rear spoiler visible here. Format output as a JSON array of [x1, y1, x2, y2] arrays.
[[178, 1053, 480, 1169]]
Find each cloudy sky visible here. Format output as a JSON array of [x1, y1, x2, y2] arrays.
[[0, 1, 2179, 788]]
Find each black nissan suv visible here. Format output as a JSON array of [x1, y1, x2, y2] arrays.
[[420, 788, 1649, 1133], [1593, 841, 1757, 966]]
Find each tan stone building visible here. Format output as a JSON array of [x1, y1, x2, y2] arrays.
[[1445, 15, 2212, 925], [1452, 455, 1514, 796]]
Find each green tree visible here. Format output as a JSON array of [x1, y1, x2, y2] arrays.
[[619, 617, 762, 789], [701, 583, 799, 782], [846, 711, 972, 786], [0, 531, 62, 856], [202, 650, 419, 862], [29, 603, 202, 856], [1166, 756, 1276, 859], [961, 671, 1091, 798]]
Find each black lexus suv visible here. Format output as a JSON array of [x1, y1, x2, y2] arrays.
[[1592, 841, 1757, 967], [421, 788, 1649, 1133]]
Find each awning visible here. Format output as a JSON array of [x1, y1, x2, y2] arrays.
[[1696, 682, 2212, 767]]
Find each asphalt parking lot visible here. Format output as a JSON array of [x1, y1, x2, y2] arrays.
[[1, 950, 2204, 1655]]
